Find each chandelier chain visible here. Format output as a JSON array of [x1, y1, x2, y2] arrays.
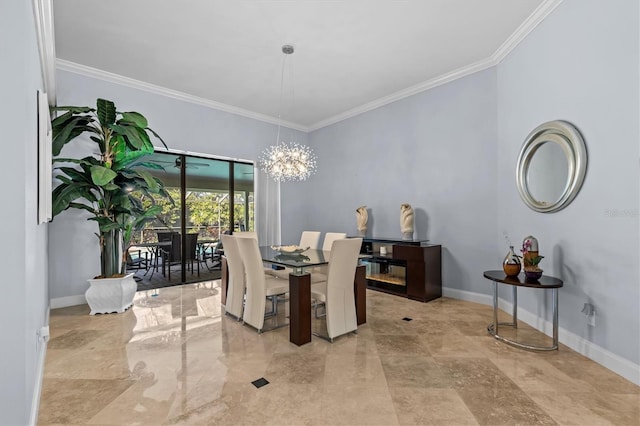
[[275, 51, 287, 148], [260, 44, 317, 182]]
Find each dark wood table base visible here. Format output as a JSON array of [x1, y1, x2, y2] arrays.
[[220, 260, 367, 346], [288, 273, 312, 346]]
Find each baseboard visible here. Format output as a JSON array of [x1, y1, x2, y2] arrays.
[[28, 307, 50, 426], [442, 286, 640, 386], [442, 287, 493, 305], [50, 294, 86, 309]]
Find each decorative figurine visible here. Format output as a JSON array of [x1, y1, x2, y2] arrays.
[[400, 203, 414, 240], [356, 206, 368, 236]]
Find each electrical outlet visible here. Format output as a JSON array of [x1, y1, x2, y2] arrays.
[[38, 325, 50, 342], [587, 314, 596, 327]]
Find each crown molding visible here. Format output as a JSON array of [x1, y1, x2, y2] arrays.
[[307, 56, 498, 132], [308, 0, 563, 131], [56, 0, 562, 134], [56, 59, 309, 132], [492, 0, 563, 63]]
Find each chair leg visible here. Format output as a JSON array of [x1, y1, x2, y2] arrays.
[[313, 300, 326, 318], [265, 295, 278, 317]]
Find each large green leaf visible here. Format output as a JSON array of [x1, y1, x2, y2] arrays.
[[57, 167, 92, 183], [52, 116, 95, 155], [134, 169, 160, 193], [90, 165, 117, 186], [51, 105, 93, 114], [96, 99, 116, 127], [56, 156, 102, 166], [121, 111, 148, 128], [51, 111, 73, 133], [67, 202, 97, 215], [89, 136, 105, 152], [110, 135, 129, 171], [88, 217, 120, 233], [52, 183, 88, 216], [132, 161, 166, 170], [54, 175, 73, 185], [110, 124, 144, 149], [147, 127, 168, 149], [134, 126, 151, 148], [103, 182, 120, 191], [113, 143, 153, 171]]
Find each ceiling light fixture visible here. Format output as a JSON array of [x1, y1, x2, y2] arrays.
[[260, 45, 317, 182]]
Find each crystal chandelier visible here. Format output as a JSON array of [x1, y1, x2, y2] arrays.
[[260, 45, 317, 182]]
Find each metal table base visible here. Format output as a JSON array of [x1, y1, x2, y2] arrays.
[[484, 270, 563, 351]]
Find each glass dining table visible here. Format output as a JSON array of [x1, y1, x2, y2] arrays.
[[221, 246, 367, 346]]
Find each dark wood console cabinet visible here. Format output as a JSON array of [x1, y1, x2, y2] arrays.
[[358, 238, 442, 302]]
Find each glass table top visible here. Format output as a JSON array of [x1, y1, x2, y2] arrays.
[[259, 246, 329, 271]]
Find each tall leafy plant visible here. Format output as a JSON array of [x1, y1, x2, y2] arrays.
[[51, 98, 172, 277]]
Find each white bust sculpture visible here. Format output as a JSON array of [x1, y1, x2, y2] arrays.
[[356, 206, 368, 235], [400, 203, 414, 239]]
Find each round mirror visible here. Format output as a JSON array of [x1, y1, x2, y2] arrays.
[[516, 120, 587, 213]]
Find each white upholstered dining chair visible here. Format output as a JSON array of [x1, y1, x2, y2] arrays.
[[237, 236, 290, 333], [234, 231, 258, 239], [310, 237, 362, 342], [222, 232, 275, 320], [300, 231, 321, 250], [321, 232, 347, 251], [220, 234, 244, 320], [309, 232, 347, 283]]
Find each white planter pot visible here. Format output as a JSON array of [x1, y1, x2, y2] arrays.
[[85, 273, 137, 315]]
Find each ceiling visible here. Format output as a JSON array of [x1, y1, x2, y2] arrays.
[[52, 0, 554, 131]]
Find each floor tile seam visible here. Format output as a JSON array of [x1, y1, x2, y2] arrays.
[[455, 390, 557, 426], [43, 374, 138, 381], [317, 382, 402, 426], [386, 385, 458, 392], [519, 394, 576, 426], [429, 354, 493, 360], [483, 354, 602, 386]]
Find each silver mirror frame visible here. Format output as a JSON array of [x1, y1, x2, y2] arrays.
[[516, 120, 587, 213]]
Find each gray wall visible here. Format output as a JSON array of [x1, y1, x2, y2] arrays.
[[50, 70, 303, 298], [283, 1, 639, 372], [0, 0, 50, 424], [282, 68, 499, 294], [497, 0, 639, 365]]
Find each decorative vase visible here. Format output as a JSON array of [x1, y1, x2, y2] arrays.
[[525, 269, 543, 281], [522, 235, 539, 267], [503, 246, 521, 277], [85, 273, 137, 315]]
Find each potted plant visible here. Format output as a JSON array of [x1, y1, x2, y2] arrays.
[[521, 239, 544, 280], [51, 98, 171, 314]]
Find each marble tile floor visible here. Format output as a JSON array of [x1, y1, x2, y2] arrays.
[[39, 282, 640, 425]]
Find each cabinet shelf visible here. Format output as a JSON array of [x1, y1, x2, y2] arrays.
[[357, 237, 442, 303], [366, 273, 406, 286]]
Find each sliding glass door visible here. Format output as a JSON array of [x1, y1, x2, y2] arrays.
[[233, 162, 255, 233], [129, 151, 254, 288]]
